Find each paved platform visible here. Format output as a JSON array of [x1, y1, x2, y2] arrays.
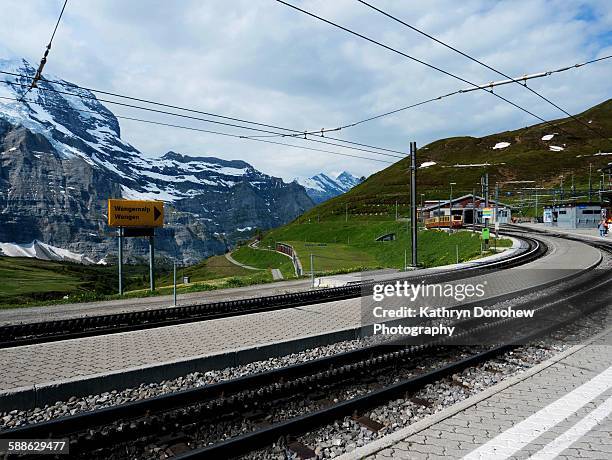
[[343, 324, 612, 460], [516, 222, 609, 242], [0, 234, 602, 410]]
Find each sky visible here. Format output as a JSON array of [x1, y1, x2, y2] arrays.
[[0, 0, 611, 181]]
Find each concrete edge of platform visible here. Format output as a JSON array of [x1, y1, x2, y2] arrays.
[[337, 324, 612, 460], [0, 326, 366, 411]]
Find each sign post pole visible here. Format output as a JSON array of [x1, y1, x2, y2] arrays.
[[149, 234, 155, 292], [118, 227, 123, 295]]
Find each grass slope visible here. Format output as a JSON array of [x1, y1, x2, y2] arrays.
[[0, 254, 270, 308], [301, 99, 612, 221], [231, 246, 295, 278], [258, 220, 499, 272], [0, 257, 119, 306], [155, 255, 251, 285]]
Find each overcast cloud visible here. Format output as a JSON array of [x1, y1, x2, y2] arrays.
[[0, 0, 611, 180]]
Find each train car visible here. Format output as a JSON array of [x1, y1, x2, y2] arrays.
[[425, 215, 463, 229]]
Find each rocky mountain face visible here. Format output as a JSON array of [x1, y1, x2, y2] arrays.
[[0, 58, 314, 263], [295, 171, 362, 203]]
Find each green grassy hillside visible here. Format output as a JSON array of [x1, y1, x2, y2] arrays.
[[301, 99, 612, 221], [258, 220, 501, 272], [231, 246, 295, 278], [0, 257, 122, 306], [0, 254, 266, 308]]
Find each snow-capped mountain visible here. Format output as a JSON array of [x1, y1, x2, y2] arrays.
[[295, 171, 362, 203], [0, 58, 314, 262]]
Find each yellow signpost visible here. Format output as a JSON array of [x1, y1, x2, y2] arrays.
[[108, 199, 164, 228], [108, 199, 164, 295]]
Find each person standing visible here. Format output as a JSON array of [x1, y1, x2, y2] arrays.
[[598, 220, 607, 238]]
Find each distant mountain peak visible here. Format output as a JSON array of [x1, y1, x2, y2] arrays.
[[295, 171, 362, 203]]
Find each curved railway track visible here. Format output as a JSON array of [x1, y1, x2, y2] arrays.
[[1, 229, 609, 459], [0, 231, 545, 349]]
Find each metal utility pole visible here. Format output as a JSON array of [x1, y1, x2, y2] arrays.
[[484, 173, 489, 208], [345, 203, 348, 222], [449, 182, 456, 232], [560, 175, 564, 202], [395, 200, 398, 221], [571, 172, 575, 197], [410, 141, 418, 268], [149, 235, 155, 292], [420, 194, 424, 221], [588, 163, 593, 201], [118, 227, 123, 295], [483, 173, 489, 250], [495, 182, 499, 236]]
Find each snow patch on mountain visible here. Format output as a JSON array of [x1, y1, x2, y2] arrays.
[[295, 171, 362, 203], [0, 58, 303, 204], [0, 240, 96, 264]]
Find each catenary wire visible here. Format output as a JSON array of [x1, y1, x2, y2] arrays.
[[250, 54, 612, 138], [0, 69, 405, 156], [21, 0, 68, 101], [0, 95, 392, 164], [273, 0, 602, 142], [1, 79, 403, 159], [356, 0, 610, 142]]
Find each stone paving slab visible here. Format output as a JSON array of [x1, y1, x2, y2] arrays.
[[0, 235, 601, 411], [342, 325, 612, 460]]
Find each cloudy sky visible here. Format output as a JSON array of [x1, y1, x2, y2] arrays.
[[0, 0, 611, 181]]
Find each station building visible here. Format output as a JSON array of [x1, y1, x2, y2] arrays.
[[543, 203, 603, 229], [419, 194, 512, 225]]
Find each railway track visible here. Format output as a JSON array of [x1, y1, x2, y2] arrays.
[[0, 231, 544, 349], [1, 231, 608, 460]]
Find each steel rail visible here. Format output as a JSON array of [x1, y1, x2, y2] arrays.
[[0, 233, 606, 460], [2, 260, 608, 458]]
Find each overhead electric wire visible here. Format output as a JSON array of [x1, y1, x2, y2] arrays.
[[20, 0, 68, 101], [344, 55, 612, 130], [356, 0, 610, 142], [247, 54, 612, 139], [1, 78, 403, 159], [0, 69, 406, 157], [0, 95, 392, 164], [274, 0, 599, 140]]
